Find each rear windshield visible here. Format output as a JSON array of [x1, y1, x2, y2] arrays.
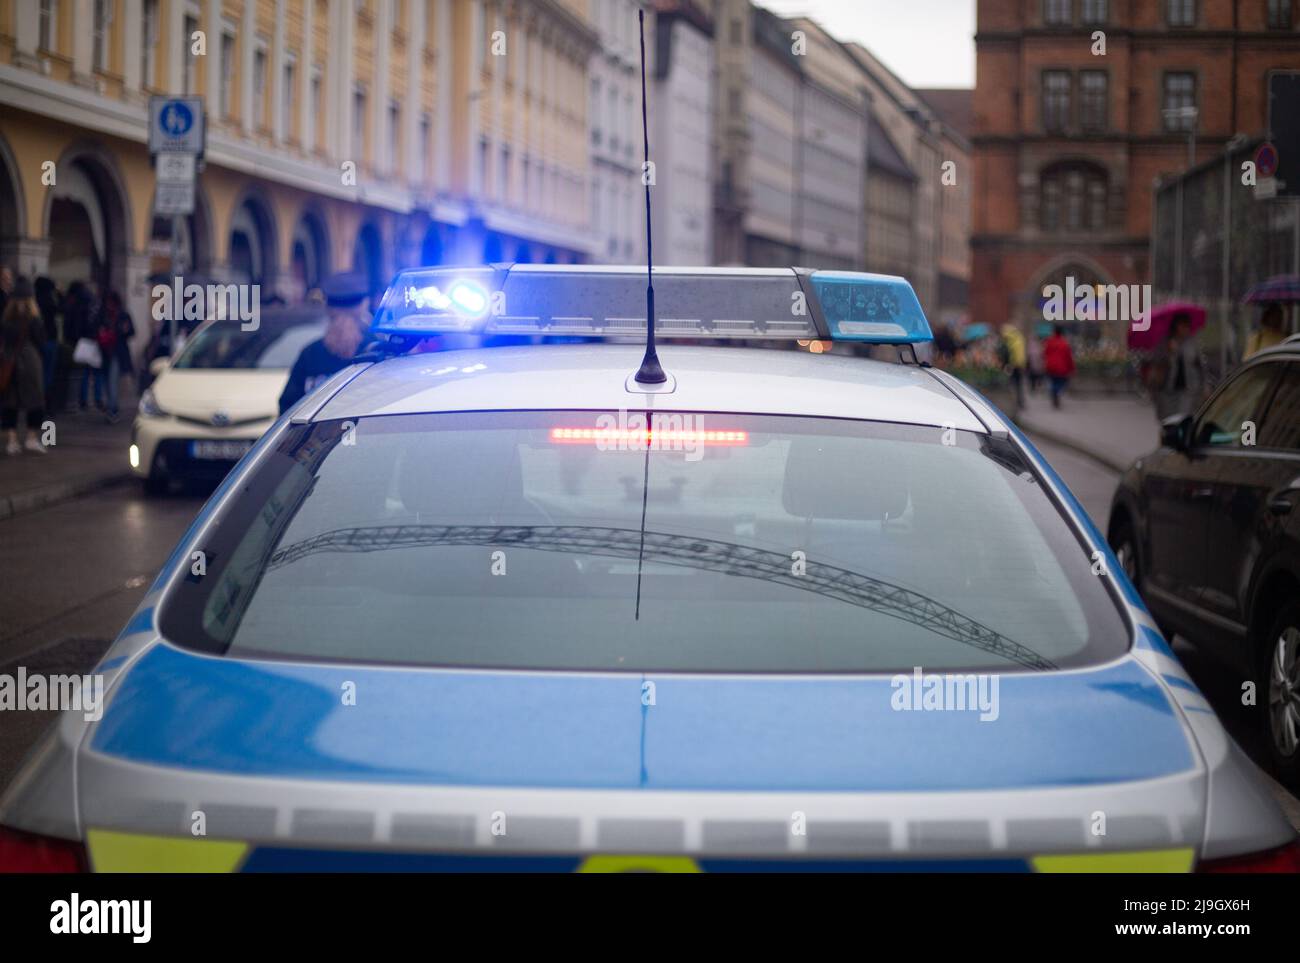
[[174, 316, 327, 370], [159, 411, 1129, 673]]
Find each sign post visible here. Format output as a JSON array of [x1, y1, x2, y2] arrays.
[[149, 96, 205, 354]]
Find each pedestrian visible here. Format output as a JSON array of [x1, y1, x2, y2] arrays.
[[278, 272, 372, 414], [34, 276, 62, 409], [933, 323, 958, 365], [99, 289, 135, 423], [1043, 324, 1075, 409], [1154, 312, 1206, 421], [999, 323, 1027, 408], [1026, 332, 1045, 393], [1244, 302, 1287, 359], [1, 276, 50, 455], [65, 281, 104, 412]]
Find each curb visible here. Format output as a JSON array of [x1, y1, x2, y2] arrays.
[[1013, 414, 1134, 475], [0, 471, 135, 521]]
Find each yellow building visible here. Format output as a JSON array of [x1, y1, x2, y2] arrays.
[[0, 0, 598, 346]]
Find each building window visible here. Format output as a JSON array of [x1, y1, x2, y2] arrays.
[[39, 0, 58, 52], [144, 2, 161, 88], [500, 145, 511, 201], [420, 114, 431, 180], [1043, 0, 1072, 26], [389, 100, 401, 173], [1040, 164, 1108, 232], [1042, 70, 1071, 133], [353, 87, 368, 159], [220, 31, 236, 118], [309, 67, 322, 151], [92, 0, 110, 72], [1081, 0, 1107, 24], [282, 58, 296, 139], [253, 42, 268, 130], [478, 138, 489, 191], [1162, 72, 1197, 130], [1079, 70, 1107, 132], [1166, 0, 1196, 26], [730, 18, 742, 43], [1267, 0, 1293, 29]]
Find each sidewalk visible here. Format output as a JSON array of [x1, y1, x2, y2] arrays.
[[0, 398, 137, 520], [1012, 391, 1160, 473]]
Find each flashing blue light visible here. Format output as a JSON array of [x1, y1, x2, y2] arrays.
[[372, 268, 496, 336], [808, 271, 933, 345], [449, 280, 488, 317]]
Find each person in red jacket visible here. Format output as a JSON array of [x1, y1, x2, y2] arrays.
[[1043, 324, 1075, 409]]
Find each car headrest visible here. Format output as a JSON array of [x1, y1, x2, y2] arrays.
[[781, 436, 910, 522], [396, 437, 529, 523]]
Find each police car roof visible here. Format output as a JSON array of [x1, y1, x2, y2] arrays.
[[313, 342, 988, 432]]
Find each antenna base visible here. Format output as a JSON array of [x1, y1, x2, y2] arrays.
[[633, 350, 668, 384]]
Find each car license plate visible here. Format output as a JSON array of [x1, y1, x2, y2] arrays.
[[190, 440, 253, 460]]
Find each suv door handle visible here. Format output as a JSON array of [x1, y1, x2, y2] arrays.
[[1191, 487, 1214, 500], [1268, 496, 1295, 516]]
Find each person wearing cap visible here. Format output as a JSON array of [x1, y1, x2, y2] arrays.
[[1, 276, 50, 455], [278, 272, 373, 414]]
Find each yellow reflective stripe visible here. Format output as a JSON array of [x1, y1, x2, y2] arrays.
[[1032, 848, 1195, 873], [87, 829, 249, 873], [577, 855, 702, 873]]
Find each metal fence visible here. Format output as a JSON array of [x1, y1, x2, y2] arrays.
[[1152, 137, 1300, 380]]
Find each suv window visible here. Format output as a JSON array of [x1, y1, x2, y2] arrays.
[[1195, 362, 1281, 447], [1258, 363, 1300, 452]]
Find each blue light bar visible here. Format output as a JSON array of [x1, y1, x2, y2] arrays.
[[372, 268, 495, 335], [807, 271, 933, 344], [370, 266, 933, 345]]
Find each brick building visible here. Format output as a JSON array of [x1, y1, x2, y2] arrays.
[[972, 0, 1300, 335]]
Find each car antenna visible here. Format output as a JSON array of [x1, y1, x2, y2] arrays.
[[632, 7, 666, 385]]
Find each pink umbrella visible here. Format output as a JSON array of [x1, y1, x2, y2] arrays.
[[1127, 302, 1206, 351]]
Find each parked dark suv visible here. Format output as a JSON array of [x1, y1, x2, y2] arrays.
[[1109, 338, 1300, 785]]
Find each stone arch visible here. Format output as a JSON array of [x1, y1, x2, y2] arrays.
[[41, 140, 134, 296], [352, 220, 385, 295], [291, 204, 332, 295], [226, 185, 280, 285], [0, 129, 28, 244]]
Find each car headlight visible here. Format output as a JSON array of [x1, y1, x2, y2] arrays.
[[138, 388, 167, 418]]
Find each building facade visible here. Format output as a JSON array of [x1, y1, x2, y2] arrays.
[[971, 0, 1300, 334], [918, 87, 974, 326], [843, 41, 946, 316], [864, 112, 916, 281], [650, 0, 712, 265], [786, 16, 867, 271], [710, 3, 868, 270], [0, 0, 597, 358], [588, 0, 648, 264]]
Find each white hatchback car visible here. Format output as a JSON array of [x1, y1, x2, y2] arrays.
[[132, 305, 327, 493]]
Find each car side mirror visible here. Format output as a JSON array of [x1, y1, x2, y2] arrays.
[[1161, 414, 1193, 451], [148, 357, 170, 378]]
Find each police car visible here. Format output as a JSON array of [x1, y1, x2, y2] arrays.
[[2, 265, 1295, 872]]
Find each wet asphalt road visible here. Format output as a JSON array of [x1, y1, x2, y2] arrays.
[[0, 447, 1297, 827]]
